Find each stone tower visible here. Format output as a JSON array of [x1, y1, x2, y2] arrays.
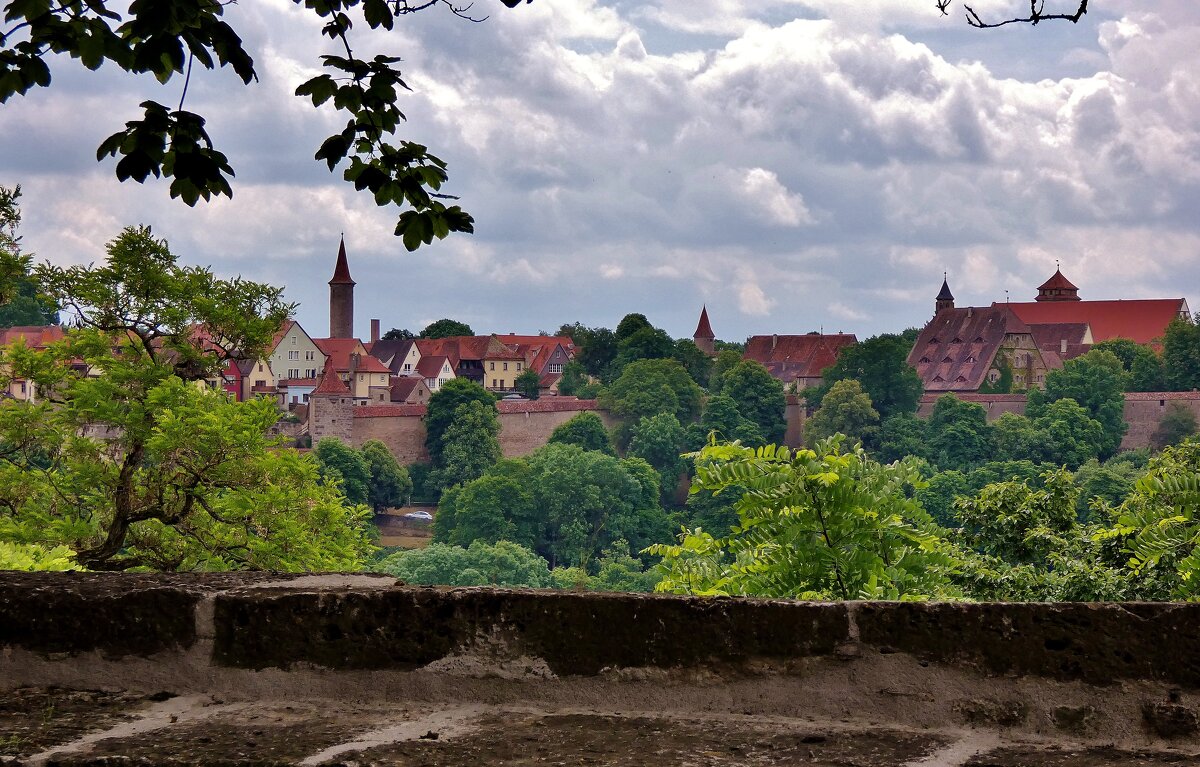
[[693, 305, 716, 356], [935, 275, 955, 315], [308, 359, 354, 444], [329, 237, 355, 339]]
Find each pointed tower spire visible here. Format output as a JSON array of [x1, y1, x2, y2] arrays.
[[935, 273, 954, 315], [693, 305, 716, 356], [329, 236, 355, 338]]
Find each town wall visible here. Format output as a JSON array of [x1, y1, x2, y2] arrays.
[[917, 393, 1029, 420], [494, 399, 617, 458]]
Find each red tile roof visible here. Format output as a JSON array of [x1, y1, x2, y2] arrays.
[[494, 334, 575, 350], [416, 355, 451, 379], [312, 362, 350, 395], [1027, 322, 1091, 361], [389, 376, 429, 403], [909, 306, 1021, 393], [1001, 299, 1188, 346], [329, 238, 354, 285], [743, 333, 858, 382], [312, 338, 391, 374], [0, 325, 67, 348], [693, 306, 715, 340], [278, 377, 318, 387]]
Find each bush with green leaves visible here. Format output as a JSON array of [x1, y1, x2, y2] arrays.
[[649, 438, 962, 600], [547, 411, 615, 455]]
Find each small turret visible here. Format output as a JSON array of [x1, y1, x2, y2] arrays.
[[1035, 266, 1080, 302], [935, 273, 955, 315]]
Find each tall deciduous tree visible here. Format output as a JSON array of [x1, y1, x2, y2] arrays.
[[429, 399, 501, 492], [599, 358, 704, 445], [423, 378, 496, 464], [315, 438, 372, 506], [361, 439, 412, 511], [548, 412, 616, 456], [810, 333, 924, 419], [926, 394, 994, 470], [420, 318, 474, 339], [1030, 349, 1127, 459], [0, 226, 373, 571], [805, 379, 880, 448], [719, 360, 786, 443]]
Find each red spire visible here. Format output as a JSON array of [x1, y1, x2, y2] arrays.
[[329, 237, 355, 286], [312, 358, 350, 395], [693, 305, 715, 340]]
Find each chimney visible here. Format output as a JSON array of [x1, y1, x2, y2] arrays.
[[967, 307, 973, 318], [1060, 338, 1068, 354], [349, 352, 360, 376], [772, 334, 778, 350], [371, 319, 380, 344]]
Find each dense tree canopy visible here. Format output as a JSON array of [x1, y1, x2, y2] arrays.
[[420, 318, 474, 339], [423, 378, 496, 464], [805, 379, 879, 448], [547, 411, 615, 456], [0, 226, 373, 571], [719, 360, 786, 443], [1030, 349, 1127, 459], [808, 333, 923, 419], [0, 0, 529, 247]]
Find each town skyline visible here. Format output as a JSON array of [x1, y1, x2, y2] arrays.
[[3, 1, 1198, 342]]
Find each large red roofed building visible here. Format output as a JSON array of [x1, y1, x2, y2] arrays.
[[911, 269, 1191, 394], [743, 333, 858, 390]]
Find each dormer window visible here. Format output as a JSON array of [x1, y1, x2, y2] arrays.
[[929, 337, 940, 344], [919, 357, 931, 364], [955, 375, 967, 382], [933, 375, 945, 382], [942, 356, 953, 363], [965, 355, 976, 363], [974, 336, 984, 343], [951, 337, 963, 344]]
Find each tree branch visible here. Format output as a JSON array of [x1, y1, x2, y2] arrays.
[[960, 0, 1088, 28]]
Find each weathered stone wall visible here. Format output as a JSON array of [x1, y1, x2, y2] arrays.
[[308, 392, 354, 444], [784, 394, 805, 447], [350, 406, 430, 464], [4, 573, 1200, 687]]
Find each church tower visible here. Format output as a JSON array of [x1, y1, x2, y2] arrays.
[[693, 305, 716, 356], [329, 237, 355, 338], [935, 274, 955, 315]]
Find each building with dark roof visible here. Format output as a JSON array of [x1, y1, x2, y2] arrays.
[[743, 333, 858, 390]]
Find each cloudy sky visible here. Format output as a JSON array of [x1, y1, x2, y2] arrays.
[[3, 0, 1198, 343]]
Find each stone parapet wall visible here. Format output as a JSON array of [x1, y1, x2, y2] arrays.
[[4, 573, 1200, 687]]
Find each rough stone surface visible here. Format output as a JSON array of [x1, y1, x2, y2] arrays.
[[853, 602, 1200, 686]]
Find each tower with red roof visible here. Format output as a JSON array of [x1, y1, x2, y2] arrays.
[[329, 237, 355, 338], [693, 306, 716, 356]]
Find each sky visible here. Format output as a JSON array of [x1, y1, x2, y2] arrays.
[[3, 0, 1199, 344]]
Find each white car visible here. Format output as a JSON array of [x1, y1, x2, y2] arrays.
[[403, 510, 433, 521]]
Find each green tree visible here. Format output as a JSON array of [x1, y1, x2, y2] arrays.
[[373, 540, 553, 588], [1151, 402, 1198, 451], [719, 360, 786, 443], [810, 333, 924, 419], [1162, 317, 1200, 391], [708, 349, 743, 391], [926, 394, 994, 470], [315, 438, 372, 506], [875, 413, 929, 463], [611, 325, 675, 373], [1035, 398, 1105, 469], [0, 227, 373, 571], [361, 440, 412, 512], [513, 368, 541, 400], [991, 413, 1044, 463], [1094, 338, 1165, 393], [805, 379, 880, 448], [614, 313, 653, 343], [555, 360, 589, 397], [1030, 349, 1127, 459], [650, 438, 961, 600], [599, 358, 703, 446], [548, 412, 616, 456], [558, 323, 616, 378], [627, 413, 688, 506], [423, 378, 497, 465], [671, 339, 713, 389], [0, 185, 56, 326], [420, 318, 474, 339], [697, 393, 763, 447], [429, 400, 501, 492], [916, 469, 970, 528], [1, 3, 528, 247], [381, 328, 415, 341], [444, 471, 537, 547]]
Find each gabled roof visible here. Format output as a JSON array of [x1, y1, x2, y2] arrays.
[[694, 306, 715, 340], [367, 338, 418, 374], [270, 318, 318, 353], [743, 333, 858, 382], [389, 376, 429, 402], [1001, 299, 1188, 346], [312, 361, 351, 395], [329, 238, 354, 286], [416, 355, 451, 379], [1027, 322, 1092, 361], [909, 306, 1019, 392], [313, 337, 391, 374], [482, 335, 524, 360]]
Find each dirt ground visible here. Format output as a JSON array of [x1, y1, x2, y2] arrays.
[[3, 688, 1200, 767]]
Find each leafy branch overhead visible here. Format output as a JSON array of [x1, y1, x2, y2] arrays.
[[0, 0, 531, 249]]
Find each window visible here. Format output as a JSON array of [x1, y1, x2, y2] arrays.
[[516, 362, 522, 370], [403, 364, 411, 372], [291, 337, 296, 345], [258, 363, 264, 372], [548, 363, 563, 374], [288, 350, 298, 360], [503, 362, 508, 371], [492, 379, 498, 388], [490, 362, 495, 370], [918, 357, 931, 364], [439, 377, 447, 387], [306, 351, 314, 360]]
